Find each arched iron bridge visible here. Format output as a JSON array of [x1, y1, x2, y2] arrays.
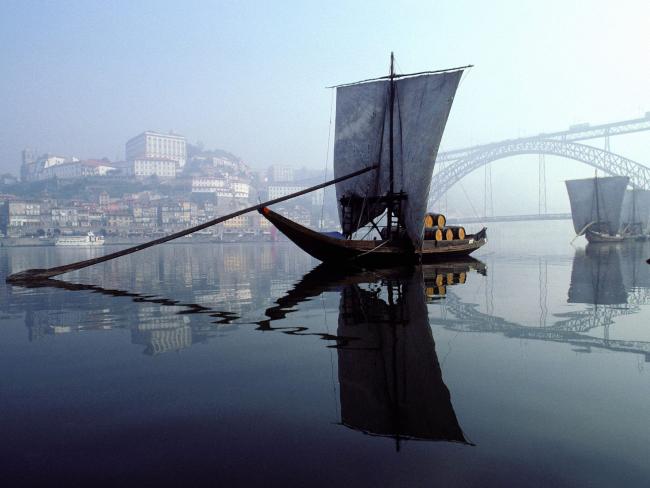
[[429, 115, 650, 206]]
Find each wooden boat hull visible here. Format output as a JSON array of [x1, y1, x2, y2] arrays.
[[259, 207, 486, 264], [585, 230, 644, 244]]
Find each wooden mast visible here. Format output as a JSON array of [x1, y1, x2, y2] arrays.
[[387, 52, 396, 239], [632, 187, 637, 226]]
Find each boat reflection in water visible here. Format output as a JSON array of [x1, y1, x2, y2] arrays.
[[568, 244, 628, 306], [561, 242, 650, 344], [260, 259, 486, 448], [429, 242, 650, 360]]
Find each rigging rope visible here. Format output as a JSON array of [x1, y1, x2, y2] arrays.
[[458, 180, 481, 220], [320, 89, 335, 229]]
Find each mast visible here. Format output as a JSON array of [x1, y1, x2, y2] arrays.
[[594, 170, 601, 227], [386, 52, 396, 239], [389, 52, 395, 196]]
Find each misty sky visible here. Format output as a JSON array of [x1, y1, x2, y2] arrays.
[[1, 0, 649, 214]]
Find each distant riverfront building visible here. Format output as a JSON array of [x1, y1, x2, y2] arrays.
[[191, 176, 250, 199], [268, 184, 323, 206], [0, 200, 41, 236], [20, 153, 77, 182], [268, 165, 294, 183], [125, 131, 187, 175], [19, 150, 115, 182], [40, 160, 116, 180], [128, 158, 177, 178]]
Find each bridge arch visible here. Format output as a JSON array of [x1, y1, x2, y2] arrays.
[[429, 139, 650, 205]]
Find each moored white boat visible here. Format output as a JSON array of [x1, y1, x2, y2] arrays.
[[55, 231, 105, 247]]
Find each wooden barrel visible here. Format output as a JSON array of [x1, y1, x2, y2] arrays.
[[424, 227, 443, 241], [449, 226, 466, 239], [424, 213, 446, 228], [435, 274, 444, 287], [425, 286, 446, 297], [439, 226, 466, 240]]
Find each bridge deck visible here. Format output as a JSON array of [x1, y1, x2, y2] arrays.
[[446, 213, 571, 224]]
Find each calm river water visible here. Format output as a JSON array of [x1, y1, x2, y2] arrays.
[[1, 221, 649, 486]]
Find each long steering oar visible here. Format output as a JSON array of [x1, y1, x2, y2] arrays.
[[6, 165, 377, 283]]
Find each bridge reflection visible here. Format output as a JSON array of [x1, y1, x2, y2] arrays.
[[433, 242, 650, 360]]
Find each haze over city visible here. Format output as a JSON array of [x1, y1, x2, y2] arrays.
[[2, 0, 649, 214]]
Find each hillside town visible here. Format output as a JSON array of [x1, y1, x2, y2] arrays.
[[0, 131, 337, 244]]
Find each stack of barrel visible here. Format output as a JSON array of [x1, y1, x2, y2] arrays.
[[423, 213, 466, 241]]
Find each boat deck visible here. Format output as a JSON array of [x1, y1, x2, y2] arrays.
[[260, 207, 486, 265]]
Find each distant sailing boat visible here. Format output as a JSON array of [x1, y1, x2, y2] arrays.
[[260, 54, 486, 264], [565, 174, 629, 243], [621, 188, 650, 241]]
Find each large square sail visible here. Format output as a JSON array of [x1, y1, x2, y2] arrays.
[[334, 69, 463, 248], [565, 176, 629, 235]]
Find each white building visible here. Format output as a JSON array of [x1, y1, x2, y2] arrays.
[[130, 158, 177, 178], [191, 176, 227, 193], [231, 181, 250, 199], [19, 153, 122, 182], [39, 160, 116, 180], [125, 131, 187, 169], [191, 176, 250, 199], [41, 155, 69, 168], [269, 165, 294, 182], [21, 154, 80, 181], [0, 200, 42, 234], [268, 185, 323, 206]]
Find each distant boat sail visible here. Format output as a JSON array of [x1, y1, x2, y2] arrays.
[[259, 54, 486, 264], [621, 188, 650, 236], [565, 175, 629, 242]]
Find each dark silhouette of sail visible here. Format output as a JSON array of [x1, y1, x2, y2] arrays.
[[334, 71, 463, 247], [257, 261, 482, 445], [336, 269, 467, 444]]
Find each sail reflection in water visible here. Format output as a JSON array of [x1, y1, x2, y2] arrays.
[[568, 244, 628, 305], [559, 242, 650, 348], [261, 260, 485, 447], [337, 269, 468, 446]]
